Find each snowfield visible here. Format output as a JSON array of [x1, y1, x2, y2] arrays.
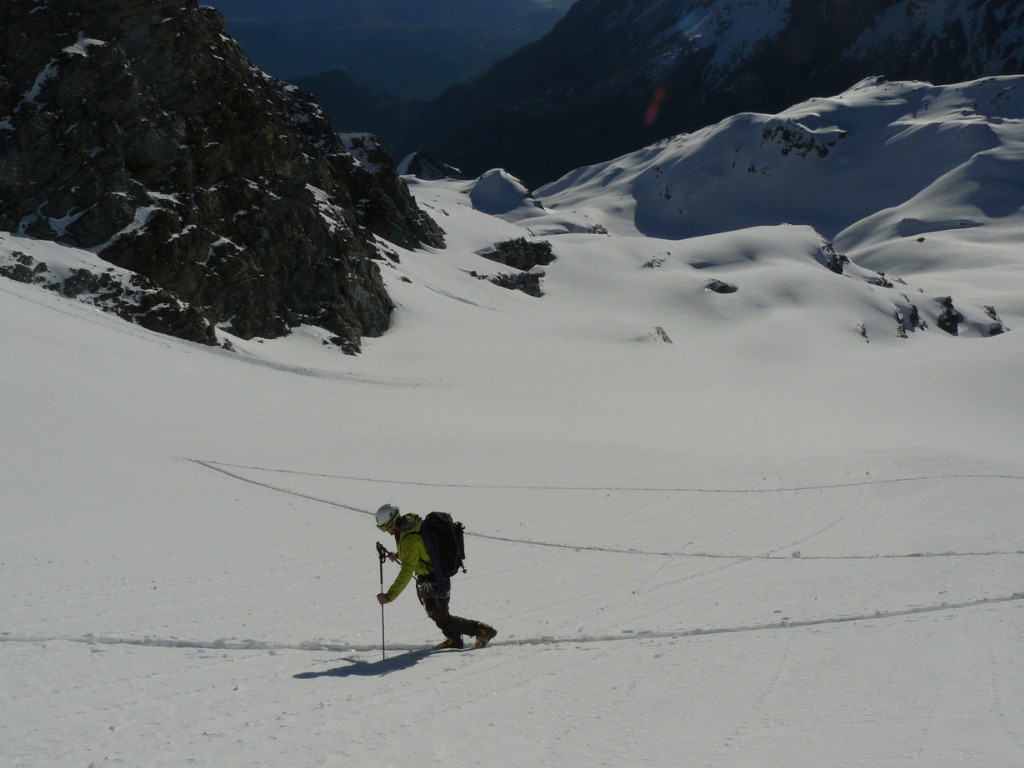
[[2, 77, 1024, 767]]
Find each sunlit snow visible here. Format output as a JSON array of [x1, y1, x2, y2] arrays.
[[2, 76, 1023, 767]]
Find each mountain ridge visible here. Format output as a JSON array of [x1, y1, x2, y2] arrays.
[[206, 0, 576, 97], [0, 0, 443, 351], [406, 0, 1024, 188]]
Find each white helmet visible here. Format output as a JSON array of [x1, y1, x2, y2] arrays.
[[375, 504, 400, 531]]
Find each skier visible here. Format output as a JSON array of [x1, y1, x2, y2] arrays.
[[375, 503, 497, 650]]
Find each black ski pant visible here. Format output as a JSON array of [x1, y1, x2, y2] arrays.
[[417, 581, 483, 641]]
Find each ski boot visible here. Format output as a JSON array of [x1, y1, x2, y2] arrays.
[[474, 624, 497, 649]]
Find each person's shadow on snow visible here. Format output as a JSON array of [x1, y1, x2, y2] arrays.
[[294, 649, 432, 678]]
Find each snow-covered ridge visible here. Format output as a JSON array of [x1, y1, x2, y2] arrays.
[[516, 76, 1024, 341], [536, 76, 1024, 239], [410, 0, 1024, 188]]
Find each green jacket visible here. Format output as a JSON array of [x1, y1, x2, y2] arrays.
[[385, 514, 432, 601]]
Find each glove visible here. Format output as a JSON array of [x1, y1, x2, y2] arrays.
[[376, 593, 391, 605]]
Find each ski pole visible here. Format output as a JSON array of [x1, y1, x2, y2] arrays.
[[376, 541, 388, 660]]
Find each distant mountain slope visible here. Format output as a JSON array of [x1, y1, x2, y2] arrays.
[[0, 0, 442, 350], [509, 75, 1024, 340], [406, 0, 1024, 187], [536, 76, 1024, 241], [207, 0, 575, 98], [290, 70, 424, 153]]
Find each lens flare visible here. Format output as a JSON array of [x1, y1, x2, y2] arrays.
[[644, 86, 667, 126]]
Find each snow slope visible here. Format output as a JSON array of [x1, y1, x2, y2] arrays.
[[2, 78, 1024, 767], [533, 76, 1024, 339]]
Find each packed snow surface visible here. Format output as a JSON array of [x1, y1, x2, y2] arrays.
[[2, 76, 1024, 767]]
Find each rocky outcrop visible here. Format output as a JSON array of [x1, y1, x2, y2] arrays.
[[1, 248, 214, 342], [479, 238, 555, 271], [474, 270, 545, 297], [0, 0, 443, 351], [705, 279, 737, 294], [469, 237, 555, 297], [936, 297, 965, 336], [399, 150, 464, 181]]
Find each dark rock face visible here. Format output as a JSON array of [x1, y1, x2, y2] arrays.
[[480, 270, 545, 297], [401, 150, 464, 182], [0, 0, 443, 350], [406, 0, 1024, 188], [936, 297, 965, 336], [705, 279, 737, 295], [479, 238, 555, 271], [1, 249, 215, 342], [467, 238, 554, 297]]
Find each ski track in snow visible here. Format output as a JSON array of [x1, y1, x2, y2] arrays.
[[194, 458, 1024, 494], [2, 593, 1022, 655], [189, 459, 1024, 561], [69, 460, 1010, 663], [95, 458, 1020, 660]]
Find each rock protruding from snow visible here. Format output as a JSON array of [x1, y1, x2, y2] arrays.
[[479, 238, 555, 272], [399, 150, 463, 181]]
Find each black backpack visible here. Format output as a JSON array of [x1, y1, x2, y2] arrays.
[[421, 511, 466, 578]]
